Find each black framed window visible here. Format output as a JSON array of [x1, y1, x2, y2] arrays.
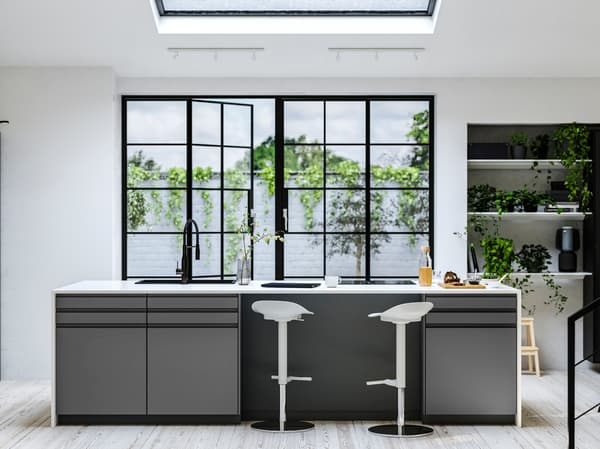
[[122, 95, 433, 280], [156, 0, 437, 16]]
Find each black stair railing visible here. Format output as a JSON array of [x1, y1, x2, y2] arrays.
[[568, 296, 600, 449]]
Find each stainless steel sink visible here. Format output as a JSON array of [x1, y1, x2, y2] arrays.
[[135, 279, 235, 285]]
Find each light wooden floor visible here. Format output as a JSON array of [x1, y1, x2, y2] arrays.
[[1, 367, 600, 449]]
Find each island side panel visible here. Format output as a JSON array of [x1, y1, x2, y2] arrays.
[[241, 293, 423, 420]]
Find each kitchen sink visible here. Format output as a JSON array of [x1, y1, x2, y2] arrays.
[[340, 279, 416, 285], [135, 279, 235, 285]]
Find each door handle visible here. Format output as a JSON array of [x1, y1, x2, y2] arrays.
[[282, 208, 288, 232]]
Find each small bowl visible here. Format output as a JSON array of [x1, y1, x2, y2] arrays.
[[482, 278, 501, 288]]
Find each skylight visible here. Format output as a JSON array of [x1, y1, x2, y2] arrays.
[[156, 0, 437, 16]]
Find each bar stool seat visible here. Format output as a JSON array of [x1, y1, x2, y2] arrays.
[[367, 302, 434, 438], [251, 300, 314, 433]]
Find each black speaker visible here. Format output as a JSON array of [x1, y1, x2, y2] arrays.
[[556, 227, 580, 272], [558, 251, 578, 272]]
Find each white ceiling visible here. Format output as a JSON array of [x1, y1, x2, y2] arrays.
[[0, 0, 599, 78]]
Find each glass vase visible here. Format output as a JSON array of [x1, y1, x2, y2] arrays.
[[237, 257, 251, 285]]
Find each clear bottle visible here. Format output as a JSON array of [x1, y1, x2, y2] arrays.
[[418, 245, 433, 287]]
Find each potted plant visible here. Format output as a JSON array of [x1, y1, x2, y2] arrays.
[[529, 134, 550, 159], [552, 123, 592, 211], [509, 132, 529, 159], [481, 237, 515, 285], [513, 189, 553, 212], [468, 184, 497, 212], [516, 244, 551, 273], [495, 190, 517, 214]]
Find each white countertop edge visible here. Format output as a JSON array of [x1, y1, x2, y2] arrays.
[[53, 280, 520, 295]]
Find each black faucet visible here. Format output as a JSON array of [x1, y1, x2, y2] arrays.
[[177, 219, 201, 283]]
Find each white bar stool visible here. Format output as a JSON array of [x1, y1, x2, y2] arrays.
[[366, 302, 434, 438], [251, 300, 315, 432]]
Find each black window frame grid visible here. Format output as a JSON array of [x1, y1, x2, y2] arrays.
[[122, 95, 434, 281], [155, 0, 437, 16]]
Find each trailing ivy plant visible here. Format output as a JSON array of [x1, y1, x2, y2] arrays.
[[553, 123, 592, 211], [480, 237, 515, 278]]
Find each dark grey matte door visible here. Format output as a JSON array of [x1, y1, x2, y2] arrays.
[[147, 328, 238, 415], [56, 328, 146, 415], [425, 327, 517, 415]]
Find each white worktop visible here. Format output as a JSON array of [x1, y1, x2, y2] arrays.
[[54, 280, 520, 295]]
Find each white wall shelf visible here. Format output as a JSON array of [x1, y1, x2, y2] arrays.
[[468, 212, 590, 222], [467, 159, 592, 170]]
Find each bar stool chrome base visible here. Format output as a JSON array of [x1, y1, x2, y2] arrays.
[[251, 420, 314, 433], [368, 424, 434, 438]]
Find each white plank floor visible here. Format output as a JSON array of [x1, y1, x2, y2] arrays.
[[1, 367, 600, 449]]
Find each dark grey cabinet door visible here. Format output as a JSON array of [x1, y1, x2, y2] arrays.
[[425, 327, 516, 416], [147, 328, 238, 415], [56, 328, 146, 415]]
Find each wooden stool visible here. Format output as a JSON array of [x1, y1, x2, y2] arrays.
[[521, 317, 541, 377]]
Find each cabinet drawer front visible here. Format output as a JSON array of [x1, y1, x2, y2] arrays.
[[56, 327, 146, 415], [148, 295, 238, 310], [148, 312, 238, 326], [426, 295, 516, 310], [425, 327, 516, 416], [426, 312, 516, 326], [57, 312, 146, 326], [147, 327, 239, 415], [56, 295, 146, 310]]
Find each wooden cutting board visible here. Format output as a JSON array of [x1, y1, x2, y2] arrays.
[[438, 282, 486, 289]]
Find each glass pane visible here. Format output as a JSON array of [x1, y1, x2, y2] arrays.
[[126, 146, 186, 188], [326, 234, 366, 277], [192, 234, 221, 277], [162, 0, 432, 13], [192, 101, 221, 146], [284, 101, 323, 144], [371, 146, 429, 187], [370, 101, 430, 144], [284, 234, 324, 277], [223, 233, 249, 275], [127, 234, 180, 277], [253, 239, 275, 280], [127, 101, 186, 144], [224, 147, 251, 189], [288, 190, 324, 232], [224, 104, 252, 147], [326, 146, 365, 187], [192, 146, 221, 188], [192, 190, 221, 232], [370, 234, 429, 277], [325, 101, 365, 143], [326, 190, 366, 232], [371, 190, 429, 233], [223, 190, 248, 231], [284, 145, 324, 188], [127, 189, 186, 232]]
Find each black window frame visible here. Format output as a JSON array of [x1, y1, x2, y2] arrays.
[[155, 0, 437, 17], [122, 95, 434, 281]]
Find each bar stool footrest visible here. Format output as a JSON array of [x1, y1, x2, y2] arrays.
[[251, 420, 314, 433], [271, 375, 313, 382], [368, 424, 433, 438], [366, 379, 398, 388]]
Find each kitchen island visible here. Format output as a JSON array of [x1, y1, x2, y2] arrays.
[[52, 281, 522, 427]]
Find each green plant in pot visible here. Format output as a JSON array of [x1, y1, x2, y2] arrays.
[[516, 244, 551, 273], [514, 189, 553, 212], [468, 184, 497, 212], [529, 134, 550, 159], [510, 132, 529, 159], [494, 190, 517, 214], [552, 123, 592, 211], [481, 237, 515, 286]]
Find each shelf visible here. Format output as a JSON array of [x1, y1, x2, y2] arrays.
[[509, 272, 592, 280], [468, 159, 592, 170], [468, 212, 590, 222]]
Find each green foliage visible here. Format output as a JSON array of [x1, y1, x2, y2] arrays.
[[542, 273, 568, 315], [468, 184, 497, 212], [529, 134, 550, 159], [481, 237, 515, 278], [406, 110, 430, 168], [516, 244, 550, 273], [510, 131, 529, 147], [553, 123, 592, 211]]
